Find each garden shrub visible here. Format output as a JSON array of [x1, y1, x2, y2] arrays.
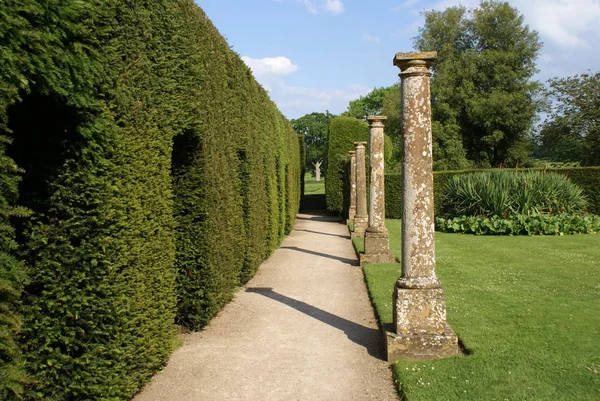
[[0, 0, 300, 399], [439, 170, 587, 218], [384, 167, 600, 219], [436, 213, 600, 235], [325, 117, 369, 213], [385, 173, 402, 219]]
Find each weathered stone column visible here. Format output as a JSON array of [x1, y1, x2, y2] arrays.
[[385, 51, 459, 361], [352, 142, 368, 238], [347, 151, 357, 224], [362, 116, 395, 264]]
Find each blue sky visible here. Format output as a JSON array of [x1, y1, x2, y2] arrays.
[[196, 0, 600, 120]]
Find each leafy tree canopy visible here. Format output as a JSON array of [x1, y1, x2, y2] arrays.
[[291, 111, 333, 173], [415, 0, 542, 169], [538, 72, 600, 166]]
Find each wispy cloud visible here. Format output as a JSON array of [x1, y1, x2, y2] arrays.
[[511, 0, 600, 49], [296, 0, 344, 15], [324, 0, 344, 15], [277, 83, 371, 117], [241, 56, 299, 76], [362, 34, 381, 44]]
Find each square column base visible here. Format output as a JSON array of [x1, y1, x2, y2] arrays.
[[384, 324, 460, 361], [360, 252, 396, 265], [362, 231, 395, 264], [351, 216, 368, 238], [385, 286, 461, 361]]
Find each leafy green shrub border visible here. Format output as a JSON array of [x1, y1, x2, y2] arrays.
[[436, 214, 600, 235], [325, 116, 369, 214]]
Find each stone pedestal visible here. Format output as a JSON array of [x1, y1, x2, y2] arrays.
[[347, 151, 357, 225], [362, 116, 395, 264], [385, 51, 460, 361], [352, 142, 368, 238]]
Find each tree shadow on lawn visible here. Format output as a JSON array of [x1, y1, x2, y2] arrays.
[[280, 246, 359, 266], [246, 287, 386, 361], [294, 229, 351, 240]]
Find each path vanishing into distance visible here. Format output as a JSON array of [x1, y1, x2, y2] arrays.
[[134, 213, 398, 401]]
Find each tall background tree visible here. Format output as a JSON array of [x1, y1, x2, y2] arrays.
[[538, 72, 600, 166], [415, 0, 542, 169], [291, 111, 333, 178]]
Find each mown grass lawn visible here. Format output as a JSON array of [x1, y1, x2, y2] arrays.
[[304, 172, 325, 195], [360, 220, 600, 401]]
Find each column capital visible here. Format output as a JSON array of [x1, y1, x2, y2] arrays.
[[353, 141, 367, 149], [393, 51, 437, 76], [348, 150, 356, 155], [367, 115, 387, 128]]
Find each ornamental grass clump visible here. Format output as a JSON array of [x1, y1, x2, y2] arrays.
[[437, 170, 598, 235], [440, 170, 587, 218]]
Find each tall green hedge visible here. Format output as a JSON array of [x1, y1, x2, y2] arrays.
[[325, 117, 369, 213], [384, 167, 600, 218], [0, 1, 300, 399]]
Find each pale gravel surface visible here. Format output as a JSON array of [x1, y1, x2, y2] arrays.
[[133, 213, 398, 401]]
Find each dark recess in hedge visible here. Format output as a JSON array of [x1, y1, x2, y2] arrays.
[[0, 1, 300, 399]]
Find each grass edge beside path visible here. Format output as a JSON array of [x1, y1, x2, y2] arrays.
[[358, 220, 600, 401]]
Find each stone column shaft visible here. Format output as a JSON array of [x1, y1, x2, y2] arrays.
[[384, 51, 459, 361], [363, 116, 395, 264], [347, 151, 357, 224], [397, 53, 439, 289], [352, 142, 368, 237]]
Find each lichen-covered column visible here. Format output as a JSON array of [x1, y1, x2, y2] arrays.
[[352, 142, 368, 238], [347, 150, 357, 224], [385, 51, 459, 361], [362, 116, 395, 264]]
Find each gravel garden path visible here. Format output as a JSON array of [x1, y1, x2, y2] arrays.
[[134, 213, 397, 401]]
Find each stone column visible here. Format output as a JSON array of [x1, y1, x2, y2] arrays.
[[347, 151, 357, 224], [362, 116, 395, 264], [385, 51, 459, 361], [352, 142, 368, 238]]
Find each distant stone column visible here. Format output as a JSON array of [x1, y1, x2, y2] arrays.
[[362, 116, 395, 264], [347, 151, 357, 224], [352, 142, 368, 238], [385, 51, 459, 361]]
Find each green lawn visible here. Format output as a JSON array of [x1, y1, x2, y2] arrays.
[[304, 172, 325, 195], [361, 220, 600, 400]]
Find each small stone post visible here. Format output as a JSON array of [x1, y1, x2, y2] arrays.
[[347, 151, 357, 224], [352, 142, 368, 238], [385, 51, 459, 361], [362, 116, 395, 264]]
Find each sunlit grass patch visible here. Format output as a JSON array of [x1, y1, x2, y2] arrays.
[[363, 219, 600, 400]]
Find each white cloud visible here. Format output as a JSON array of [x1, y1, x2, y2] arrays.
[[510, 0, 600, 49], [362, 34, 381, 44], [276, 83, 371, 118], [299, 0, 318, 14], [297, 0, 344, 15], [241, 56, 299, 76], [324, 0, 344, 14]]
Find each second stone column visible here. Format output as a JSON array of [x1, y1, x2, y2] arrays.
[[352, 142, 368, 238], [362, 116, 395, 264]]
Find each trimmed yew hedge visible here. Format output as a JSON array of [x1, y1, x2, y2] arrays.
[[325, 117, 369, 213], [384, 167, 600, 218], [0, 1, 299, 400]]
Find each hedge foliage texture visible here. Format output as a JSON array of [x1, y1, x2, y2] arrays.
[[0, 1, 300, 400], [325, 117, 369, 213]]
